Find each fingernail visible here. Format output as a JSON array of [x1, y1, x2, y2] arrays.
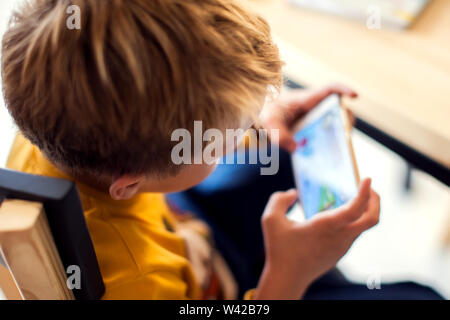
[[360, 178, 371, 189]]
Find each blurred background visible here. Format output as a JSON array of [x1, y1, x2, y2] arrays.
[[247, 0, 450, 298], [0, 0, 449, 299]]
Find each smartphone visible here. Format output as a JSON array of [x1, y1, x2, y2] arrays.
[[290, 94, 360, 220]]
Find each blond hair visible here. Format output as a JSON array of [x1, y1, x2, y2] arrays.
[[2, 0, 282, 177]]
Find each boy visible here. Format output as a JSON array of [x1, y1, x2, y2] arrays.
[[2, 0, 380, 299]]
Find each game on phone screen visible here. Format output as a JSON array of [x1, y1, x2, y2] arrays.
[[292, 97, 358, 219]]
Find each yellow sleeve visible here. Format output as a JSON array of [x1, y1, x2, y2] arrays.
[[101, 271, 193, 300]]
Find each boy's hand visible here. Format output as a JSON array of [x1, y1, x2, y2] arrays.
[[260, 84, 358, 152], [254, 178, 380, 300]]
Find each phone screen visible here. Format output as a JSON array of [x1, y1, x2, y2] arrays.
[[292, 96, 358, 219]]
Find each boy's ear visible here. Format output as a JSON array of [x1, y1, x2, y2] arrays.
[[109, 175, 145, 200]]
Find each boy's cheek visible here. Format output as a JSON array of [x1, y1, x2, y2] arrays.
[[181, 162, 219, 188]]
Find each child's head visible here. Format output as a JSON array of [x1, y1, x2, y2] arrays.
[[2, 0, 282, 199]]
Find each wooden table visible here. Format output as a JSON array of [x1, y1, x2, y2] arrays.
[[246, 0, 450, 184]]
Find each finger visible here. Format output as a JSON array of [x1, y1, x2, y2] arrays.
[[325, 178, 372, 228], [348, 190, 381, 234], [323, 84, 358, 98], [301, 84, 358, 112], [263, 118, 297, 152], [262, 189, 298, 221]]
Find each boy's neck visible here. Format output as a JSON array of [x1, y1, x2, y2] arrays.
[[54, 162, 112, 195]]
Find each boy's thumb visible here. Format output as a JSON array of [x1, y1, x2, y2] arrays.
[[263, 118, 296, 153], [277, 127, 297, 153], [263, 189, 298, 220]]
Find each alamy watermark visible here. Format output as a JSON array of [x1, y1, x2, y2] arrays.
[[66, 5, 81, 30], [366, 271, 382, 290], [366, 5, 382, 30], [66, 265, 81, 290], [171, 121, 280, 176]]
